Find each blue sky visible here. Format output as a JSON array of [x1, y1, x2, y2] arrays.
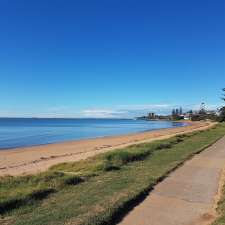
[[0, 0, 224, 118]]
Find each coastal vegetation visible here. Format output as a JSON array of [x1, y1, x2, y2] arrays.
[[213, 183, 225, 225], [218, 88, 225, 122], [211, 89, 225, 225], [138, 89, 225, 123], [0, 123, 225, 225], [138, 89, 225, 122]]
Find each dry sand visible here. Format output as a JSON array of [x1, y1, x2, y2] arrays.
[[0, 121, 215, 176]]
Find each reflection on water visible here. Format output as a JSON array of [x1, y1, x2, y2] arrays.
[[0, 118, 187, 149]]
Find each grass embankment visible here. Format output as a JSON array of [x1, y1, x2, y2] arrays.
[[212, 158, 225, 225], [212, 186, 225, 225], [1, 123, 225, 225]]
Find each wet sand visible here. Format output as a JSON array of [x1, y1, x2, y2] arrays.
[[0, 121, 215, 176]]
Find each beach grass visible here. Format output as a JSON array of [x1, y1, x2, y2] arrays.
[[212, 168, 225, 225], [0, 123, 225, 225], [212, 192, 225, 225]]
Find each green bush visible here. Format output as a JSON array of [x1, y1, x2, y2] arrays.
[[63, 176, 84, 186]]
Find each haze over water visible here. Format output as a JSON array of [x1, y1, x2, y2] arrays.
[[0, 118, 187, 150]]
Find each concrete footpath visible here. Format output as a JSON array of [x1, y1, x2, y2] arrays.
[[118, 136, 225, 225]]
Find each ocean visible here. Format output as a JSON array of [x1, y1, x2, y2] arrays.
[[0, 118, 187, 149]]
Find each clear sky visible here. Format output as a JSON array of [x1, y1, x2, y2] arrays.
[[0, 0, 224, 118]]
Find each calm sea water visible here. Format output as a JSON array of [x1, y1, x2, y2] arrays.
[[0, 118, 187, 150]]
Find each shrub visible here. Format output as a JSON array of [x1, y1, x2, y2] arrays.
[[0, 188, 55, 215], [63, 176, 84, 186], [28, 188, 55, 200], [156, 143, 172, 150], [104, 149, 150, 166]]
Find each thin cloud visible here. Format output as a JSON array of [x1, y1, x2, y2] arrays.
[[81, 109, 128, 118], [0, 103, 221, 118], [116, 104, 171, 110], [79, 104, 172, 118]]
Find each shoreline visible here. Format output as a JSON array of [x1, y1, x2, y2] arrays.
[[0, 121, 215, 176], [0, 120, 188, 151]]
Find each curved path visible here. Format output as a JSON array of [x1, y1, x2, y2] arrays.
[[118, 135, 225, 225]]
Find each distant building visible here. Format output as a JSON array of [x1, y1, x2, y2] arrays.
[[183, 114, 190, 120], [148, 112, 155, 119]]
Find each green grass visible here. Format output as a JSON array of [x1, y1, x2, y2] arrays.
[[212, 174, 225, 225], [0, 123, 225, 225]]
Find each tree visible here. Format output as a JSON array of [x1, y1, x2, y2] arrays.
[[219, 107, 225, 121], [219, 88, 225, 121], [199, 102, 206, 115], [222, 88, 225, 102]]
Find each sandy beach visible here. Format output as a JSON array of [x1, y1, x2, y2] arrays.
[[0, 121, 215, 176]]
